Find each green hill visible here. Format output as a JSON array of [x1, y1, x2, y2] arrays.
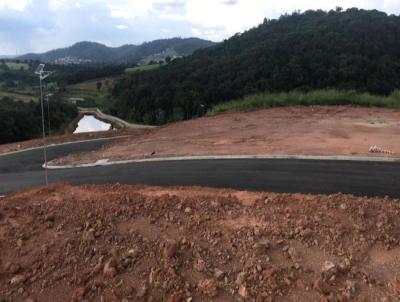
[[17, 38, 216, 64], [110, 8, 400, 124]]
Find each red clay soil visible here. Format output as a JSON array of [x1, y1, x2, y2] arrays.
[[0, 129, 148, 155], [52, 106, 400, 166], [1, 183, 400, 301]]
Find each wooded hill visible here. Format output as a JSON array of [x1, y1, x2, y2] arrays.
[[18, 38, 216, 64], [110, 8, 400, 124]]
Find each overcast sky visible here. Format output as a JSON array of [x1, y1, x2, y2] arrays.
[[0, 0, 399, 55]]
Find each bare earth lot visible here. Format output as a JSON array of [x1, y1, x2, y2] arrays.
[[51, 106, 400, 166], [1, 183, 400, 301]]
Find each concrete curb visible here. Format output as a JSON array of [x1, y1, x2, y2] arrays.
[[46, 154, 400, 170], [0, 136, 129, 157]]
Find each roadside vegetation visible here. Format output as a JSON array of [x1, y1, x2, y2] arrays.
[[209, 90, 400, 114]]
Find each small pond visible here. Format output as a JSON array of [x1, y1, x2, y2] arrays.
[[74, 115, 112, 134]]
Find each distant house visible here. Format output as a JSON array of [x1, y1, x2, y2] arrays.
[[54, 56, 92, 65], [69, 97, 85, 104]]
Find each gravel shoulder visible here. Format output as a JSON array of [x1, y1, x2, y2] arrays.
[[49, 106, 400, 167], [1, 183, 400, 301]]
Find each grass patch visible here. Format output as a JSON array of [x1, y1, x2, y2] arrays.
[[209, 90, 400, 114], [58, 88, 112, 111], [59, 89, 104, 101], [62, 76, 122, 111], [0, 91, 36, 102], [4, 62, 29, 71], [67, 76, 120, 92], [125, 64, 162, 73]]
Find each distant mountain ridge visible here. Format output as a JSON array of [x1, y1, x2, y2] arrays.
[[17, 38, 216, 64], [0, 55, 16, 59]]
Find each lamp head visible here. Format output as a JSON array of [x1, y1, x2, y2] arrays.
[[35, 64, 55, 80], [35, 64, 45, 75]]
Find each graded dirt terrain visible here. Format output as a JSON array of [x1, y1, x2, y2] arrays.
[[50, 106, 400, 166], [1, 183, 400, 301]]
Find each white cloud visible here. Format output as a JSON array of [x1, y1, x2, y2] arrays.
[[185, 0, 267, 39], [0, 0, 31, 11], [108, 1, 152, 19], [48, 0, 67, 11], [48, 0, 84, 12], [116, 24, 128, 30], [0, 35, 20, 54], [191, 27, 225, 41], [90, 16, 98, 24], [182, 0, 400, 40], [1, 0, 400, 54], [103, 0, 400, 41], [101, 0, 400, 40]]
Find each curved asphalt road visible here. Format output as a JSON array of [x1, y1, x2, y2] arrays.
[[1, 138, 400, 197]]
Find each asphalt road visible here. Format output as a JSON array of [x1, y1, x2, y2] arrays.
[[1, 138, 399, 197]]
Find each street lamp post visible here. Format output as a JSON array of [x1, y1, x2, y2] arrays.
[[46, 94, 53, 137], [35, 64, 54, 186]]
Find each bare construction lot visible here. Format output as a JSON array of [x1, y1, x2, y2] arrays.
[[50, 106, 400, 166]]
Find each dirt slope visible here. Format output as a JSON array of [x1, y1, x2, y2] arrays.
[[1, 183, 400, 301], [51, 106, 400, 166]]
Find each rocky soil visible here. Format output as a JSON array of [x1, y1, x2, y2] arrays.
[[1, 183, 400, 301]]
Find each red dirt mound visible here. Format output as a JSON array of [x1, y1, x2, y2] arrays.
[[1, 183, 399, 301]]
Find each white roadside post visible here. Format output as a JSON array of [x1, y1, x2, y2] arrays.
[[35, 64, 55, 186]]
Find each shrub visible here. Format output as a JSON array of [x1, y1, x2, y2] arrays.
[[209, 90, 400, 114]]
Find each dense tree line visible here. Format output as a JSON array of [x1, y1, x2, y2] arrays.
[[110, 8, 400, 125], [0, 60, 125, 88], [0, 62, 37, 87], [49, 63, 125, 86], [0, 98, 77, 144]]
